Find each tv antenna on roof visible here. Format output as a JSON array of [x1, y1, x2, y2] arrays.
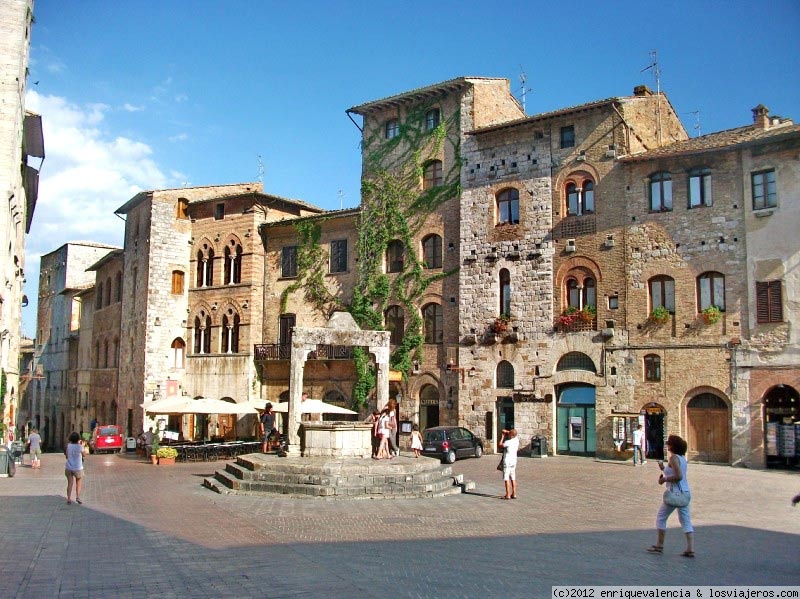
[[687, 110, 701, 137], [641, 49, 663, 146], [257, 154, 264, 184], [518, 66, 532, 113]]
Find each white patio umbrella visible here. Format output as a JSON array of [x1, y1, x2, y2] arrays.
[[141, 397, 257, 415], [246, 398, 356, 415]]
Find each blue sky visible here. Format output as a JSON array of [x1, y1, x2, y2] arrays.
[[22, 0, 800, 336]]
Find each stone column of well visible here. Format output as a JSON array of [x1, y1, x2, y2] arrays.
[[371, 345, 390, 410], [287, 343, 313, 456]]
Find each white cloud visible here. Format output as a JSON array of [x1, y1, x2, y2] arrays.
[[168, 133, 188, 142], [123, 103, 144, 112], [22, 91, 174, 336], [174, 94, 188, 103]]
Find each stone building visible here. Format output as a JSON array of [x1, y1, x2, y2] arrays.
[[32, 242, 118, 449], [0, 0, 42, 440]]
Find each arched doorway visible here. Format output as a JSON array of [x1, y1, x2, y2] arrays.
[[763, 384, 800, 469], [642, 403, 666, 461], [419, 384, 439, 430], [217, 397, 238, 440], [686, 393, 729, 463], [556, 384, 596, 456]]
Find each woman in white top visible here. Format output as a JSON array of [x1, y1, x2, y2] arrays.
[[64, 432, 85, 505], [647, 434, 694, 557]]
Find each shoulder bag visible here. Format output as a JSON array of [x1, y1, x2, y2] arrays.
[[663, 487, 690, 508]]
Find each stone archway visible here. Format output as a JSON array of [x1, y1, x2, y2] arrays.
[[287, 312, 390, 456]]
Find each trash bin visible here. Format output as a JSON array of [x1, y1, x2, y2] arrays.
[[10, 441, 24, 465], [530, 436, 548, 458], [125, 437, 137, 452], [0, 447, 14, 477]]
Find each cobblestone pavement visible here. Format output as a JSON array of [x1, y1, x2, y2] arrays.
[[0, 450, 797, 598]]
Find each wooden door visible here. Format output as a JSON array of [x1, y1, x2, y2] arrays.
[[687, 408, 729, 462]]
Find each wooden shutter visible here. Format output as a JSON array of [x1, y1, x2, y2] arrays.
[[756, 281, 783, 323]]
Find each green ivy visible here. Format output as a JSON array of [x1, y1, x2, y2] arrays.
[[280, 100, 461, 409]]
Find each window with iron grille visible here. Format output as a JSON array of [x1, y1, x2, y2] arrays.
[[756, 280, 782, 323], [330, 239, 348, 273], [281, 246, 298, 278], [556, 352, 596, 373], [496, 360, 514, 388]]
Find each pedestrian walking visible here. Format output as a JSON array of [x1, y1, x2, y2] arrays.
[[64, 432, 85, 505], [386, 397, 399, 456], [647, 434, 695, 557], [375, 407, 391, 460], [410, 424, 423, 458], [365, 411, 380, 458], [28, 428, 42, 469], [499, 428, 519, 499], [632, 424, 646, 465], [260, 403, 279, 452]]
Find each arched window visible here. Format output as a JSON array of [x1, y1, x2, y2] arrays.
[[649, 172, 673, 212], [422, 234, 442, 269], [96, 283, 103, 309], [566, 178, 595, 216], [193, 313, 212, 354], [697, 272, 725, 311], [196, 244, 215, 287], [687, 393, 727, 409], [644, 354, 661, 381], [496, 188, 520, 225], [385, 119, 399, 139], [115, 271, 123, 302], [566, 276, 595, 310], [423, 160, 443, 190], [386, 240, 404, 273], [221, 309, 240, 354], [556, 352, 596, 373], [112, 337, 119, 367], [500, 268, 511, 317], [105, 277, 112, 306], [224, 241, 242, 285], [170, 338, 186, 369], [422, 303, 443, 344], [496, 360, 514, 388], [103, 339, 109, 368], [384, 305, 404, 345], [649, 276, 675, 313]]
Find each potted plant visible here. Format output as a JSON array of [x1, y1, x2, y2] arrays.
[[649, 306, 670, 324], [558, 306, 578, 327], [492, 314, 511, 334], [579, 305, 596, 322], [701, 305, 722, 325], [156, 446, 178, 465], [149, 433, 160, 465]]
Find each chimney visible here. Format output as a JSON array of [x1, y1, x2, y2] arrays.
[[752, 104, 770, 129], [633, 85, 653, 97]]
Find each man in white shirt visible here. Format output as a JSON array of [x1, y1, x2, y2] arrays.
[[632, 424, 646, 466], [500, 429, 520, 499]]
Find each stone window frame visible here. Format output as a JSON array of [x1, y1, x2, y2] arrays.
[[687, 167, 713, 209], [193, 310, 214, 355], [421, 234, 442, 269], [421, 302, 443, 344], [644, 354, 661, 382], [422, 160, 443, 190], [648, 171, 673, 212], [751, 168, 777, 211], [170, 338, 186, 369], [696, 271, 725, 312], [499, 268, 511, 317], [495, 187, 520, 226]]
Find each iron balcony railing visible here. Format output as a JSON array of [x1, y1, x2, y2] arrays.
[[253, 344, 356, 361]]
